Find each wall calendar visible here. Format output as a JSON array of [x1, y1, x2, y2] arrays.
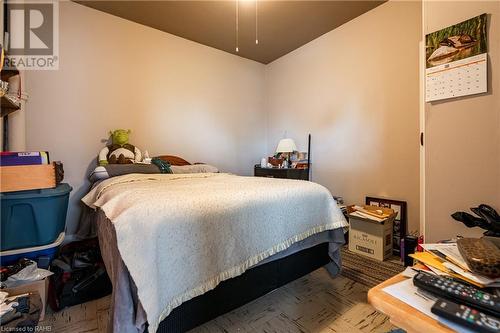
[[425, 14, 488, 102]]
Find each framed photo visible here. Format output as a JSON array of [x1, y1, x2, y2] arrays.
[[365, 197, 407, 256]]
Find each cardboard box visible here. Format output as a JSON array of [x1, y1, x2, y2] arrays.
[[4, 278, 49, 320], [348, 211, 396, 261]]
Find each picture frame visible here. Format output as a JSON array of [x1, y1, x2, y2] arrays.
[[365, 196, 407, 256]]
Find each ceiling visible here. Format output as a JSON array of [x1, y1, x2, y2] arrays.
[[76, 1, 386, 64]]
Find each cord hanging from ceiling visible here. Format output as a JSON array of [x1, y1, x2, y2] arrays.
[[255, 0, 259, 45], [235, 0, 239, 52], [235, 0, 259, 52]]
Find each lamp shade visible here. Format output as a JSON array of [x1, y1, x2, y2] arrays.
[[276, 138, 297, 153]]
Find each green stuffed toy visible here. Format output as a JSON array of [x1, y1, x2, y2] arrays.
[[98, 129, 142, 166]]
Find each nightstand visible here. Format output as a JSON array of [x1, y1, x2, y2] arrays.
[[254, 165, 309, 180]]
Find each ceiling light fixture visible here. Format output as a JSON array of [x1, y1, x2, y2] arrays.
[[235, 0, 239, 52]]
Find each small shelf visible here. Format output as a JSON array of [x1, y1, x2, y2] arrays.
[[1, 62, 22, 117], [1, 95, 21, 117]]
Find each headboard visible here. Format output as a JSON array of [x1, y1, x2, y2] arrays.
[[156, 155, 191, 166]]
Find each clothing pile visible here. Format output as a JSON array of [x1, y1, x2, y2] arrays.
[[0, 259, 52, 330], [0, 291, 42, 329]]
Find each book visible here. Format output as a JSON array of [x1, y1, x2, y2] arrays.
[[0, 151, 50, 166]]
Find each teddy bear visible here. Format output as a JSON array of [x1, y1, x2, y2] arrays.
[[98, 129, 142, 166]]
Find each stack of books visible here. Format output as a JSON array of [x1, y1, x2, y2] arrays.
[[410, 242, 500, 288], [0, 151, 50, 166]]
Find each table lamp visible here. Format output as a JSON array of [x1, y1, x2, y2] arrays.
[[276, 138, 297, 168]]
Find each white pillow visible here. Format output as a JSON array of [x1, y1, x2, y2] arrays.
[[89, 166, 110, 183], [170, 164, 219, 174]]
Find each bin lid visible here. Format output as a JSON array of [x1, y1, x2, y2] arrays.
[[0, 233, 65, 256], [0, 183, 72, 199]]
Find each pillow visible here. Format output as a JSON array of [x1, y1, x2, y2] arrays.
[[89, 164, 161, 183], [170, 164, 219, 174], [89, 166, 110, 183], [88, 163, 219, 183]]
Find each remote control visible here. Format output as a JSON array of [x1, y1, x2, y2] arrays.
[[413, 271, 500, 317], [431, 299, 500, 333]]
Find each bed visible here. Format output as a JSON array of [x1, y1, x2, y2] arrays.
[[81, 156, 348, 333]]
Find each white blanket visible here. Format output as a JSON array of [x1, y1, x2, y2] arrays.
[[82, 173, 347, 332]]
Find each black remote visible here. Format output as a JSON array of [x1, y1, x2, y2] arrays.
[[431, 299, 500, 333], [413, 271, 500, 317]]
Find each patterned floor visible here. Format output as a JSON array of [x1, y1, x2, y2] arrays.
[[340, 248, 405, 288], [40, 268, 396, 333]]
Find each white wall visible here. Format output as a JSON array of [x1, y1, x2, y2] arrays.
[[265, 1, 422, 232], [424, 1, 500, 242], [25, 2, 266, 237]]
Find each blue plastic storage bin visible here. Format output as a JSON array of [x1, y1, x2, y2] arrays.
[[0, 233, 65, 268], [1, 183, 72, 251]]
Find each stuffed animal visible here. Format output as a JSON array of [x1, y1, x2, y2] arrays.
[[98, 129, 142, 166]]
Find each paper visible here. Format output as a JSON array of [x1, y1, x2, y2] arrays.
[[402, 267, 419, 278], [383, 279, 477, 333], [443, 262, 500, 286], [421, 243, 470, 271], [409, 252, 482, 287], [383, 278, 439, 319], [349, 210, 385, 222], [349, 211, 383, 222], [425, 53, 487, 102], [409, 252, 450, 273]]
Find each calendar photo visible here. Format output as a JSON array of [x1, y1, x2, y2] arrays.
[[425, 14, 488, 102], [426, 14, 487, 68]]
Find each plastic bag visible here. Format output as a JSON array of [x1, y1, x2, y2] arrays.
[[1, 260, 53, 288]]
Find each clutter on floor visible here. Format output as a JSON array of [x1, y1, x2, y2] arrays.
[[0, 241, 113, 331], [0, 292, 43, 330], [48, 238, 112, 311], [38, 269, 396, 333], [1, 259, 53, 289], [0, 259, 52, 328], [347, 205, 397, 261]]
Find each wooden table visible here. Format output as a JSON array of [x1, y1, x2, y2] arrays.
[[368, 273, 455, 333]]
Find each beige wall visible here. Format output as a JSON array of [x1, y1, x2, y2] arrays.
[[424, 1, 500, 242], [25, 2, 266, 237], [264, 1, 422, 232]]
